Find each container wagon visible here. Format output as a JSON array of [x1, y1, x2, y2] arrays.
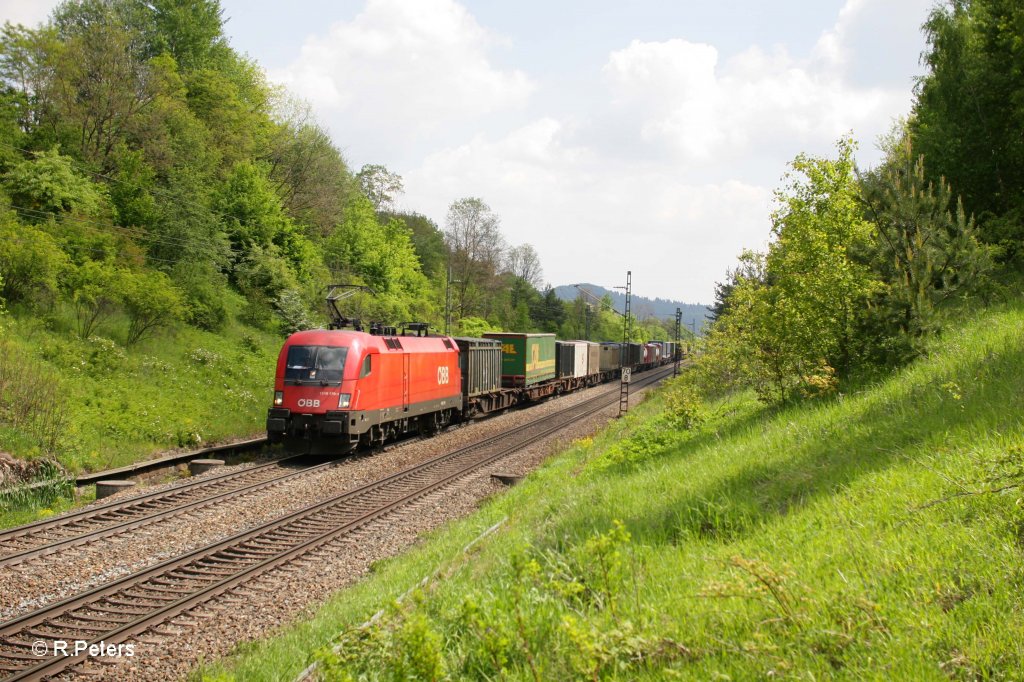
[[624, 342, 644, 367], [483, 332, 556, 388], [453, 337, 504, 416], [567, 340, 601, 377]]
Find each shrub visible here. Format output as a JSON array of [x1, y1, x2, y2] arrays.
[[64, 259, 123, 339], [121, 269, 184, 346], [172, 263, 229, 332], [0, 217, 70, 304]]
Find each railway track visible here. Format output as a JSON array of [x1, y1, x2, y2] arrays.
[[0, 456, 338, 569], [0, 366, 671, 681]]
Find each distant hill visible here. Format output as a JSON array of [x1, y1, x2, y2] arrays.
[[552, 284, 712, 334]]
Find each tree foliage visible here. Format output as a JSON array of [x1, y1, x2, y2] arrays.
[[859, 133, 991, 350], [122, 268, 183, 345], [65, 258, 122, 338], [444, 197, 506, 320], [911, 0, 1024, 259], [0, 212, 69, 302], [356, 163, 403, 212], [700, 140, 879, 401], [3, 148, 105, 218]]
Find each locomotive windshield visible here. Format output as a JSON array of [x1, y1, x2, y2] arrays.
[[284, 345, 347, 384]]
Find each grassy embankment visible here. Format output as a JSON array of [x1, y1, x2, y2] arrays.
[[205, 300, 1024, 680], [0, 297, 280, 526]]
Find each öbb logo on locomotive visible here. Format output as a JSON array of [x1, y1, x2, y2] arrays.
[[437, 365, 450, 385], [297, 398, 321, 408]]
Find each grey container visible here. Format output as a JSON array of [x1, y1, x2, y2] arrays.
[[454, 337, 502, 397], [598, 342, 622, 371], [555, 341, 574, 378], [586, 341, 599, 375], [556, 341, 589, 378], [567, 340, 600, 375], [624, 342, 643, 367]]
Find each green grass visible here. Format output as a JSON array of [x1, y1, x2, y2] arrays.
[[0, 297, 281, 475], [202, 299, 1024, 680]]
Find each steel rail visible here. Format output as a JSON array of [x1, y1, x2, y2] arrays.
[[0, 453, 287, 546], [0, 457, 340, 568]]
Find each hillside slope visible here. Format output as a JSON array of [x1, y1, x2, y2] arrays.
[[0, 303, 279, 476], [211, 301, 1024, 680]]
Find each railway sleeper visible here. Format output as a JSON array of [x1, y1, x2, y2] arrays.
[[0, 649, 42, 661], [175, 565, 240, 577], [145, 577, 199, 588], [243, 537, 295, 548], [48, 619, 111, 634], [130, 583, 189, 596], [218, 548, 277, 559], [122, 589, 178, 602], [205, 554, 259, 566], [60, 611, 135, 624], [26, 627, 95, 640], [94, 600, 161, 614]]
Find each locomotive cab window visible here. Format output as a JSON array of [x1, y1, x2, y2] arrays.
[[284, 345, 347, 385], [360, 354, 372, 378]]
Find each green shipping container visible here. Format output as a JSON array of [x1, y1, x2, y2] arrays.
[[483, 333, 556, 388]]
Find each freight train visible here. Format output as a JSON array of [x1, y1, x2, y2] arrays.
[[266, 327, 679, 455]]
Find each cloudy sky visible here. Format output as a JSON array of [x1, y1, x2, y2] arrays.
[[3, 0, 935, 303]]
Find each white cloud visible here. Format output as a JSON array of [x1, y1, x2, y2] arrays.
[[601, 34, 907, 167], [812, 0, 933, 88], [270, 0, 533, 146], [0, 0, 56, 27], [403, 119, 771, 302]]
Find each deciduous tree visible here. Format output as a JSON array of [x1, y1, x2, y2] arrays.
[[357, 163, 403, 212], [444, 197, 505, 319]]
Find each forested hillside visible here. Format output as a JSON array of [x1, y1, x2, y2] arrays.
[[552, 284, 710, 334]]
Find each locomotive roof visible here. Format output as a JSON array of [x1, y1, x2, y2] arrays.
[[284, 329, 456, 350]]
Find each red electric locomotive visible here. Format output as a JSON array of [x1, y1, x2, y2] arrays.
[[266, 329, 462, 454]]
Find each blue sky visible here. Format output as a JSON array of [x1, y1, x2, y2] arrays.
[[2, 0, 935, 302]]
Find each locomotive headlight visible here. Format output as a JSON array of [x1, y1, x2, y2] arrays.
[[274, 390, 283, 406], [338, 393, 351, 409]]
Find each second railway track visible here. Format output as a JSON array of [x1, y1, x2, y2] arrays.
[[0, 455, 337, 568], [0, 367, 671, 681]]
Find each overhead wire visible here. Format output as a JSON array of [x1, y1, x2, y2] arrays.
[[0, 140, 331, 269], [0, 139, 240, 231], [4, 204, 241, 265]]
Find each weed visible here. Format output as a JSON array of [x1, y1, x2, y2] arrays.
[[0, 337, 68, 454], [0, 458, 73, 514]]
